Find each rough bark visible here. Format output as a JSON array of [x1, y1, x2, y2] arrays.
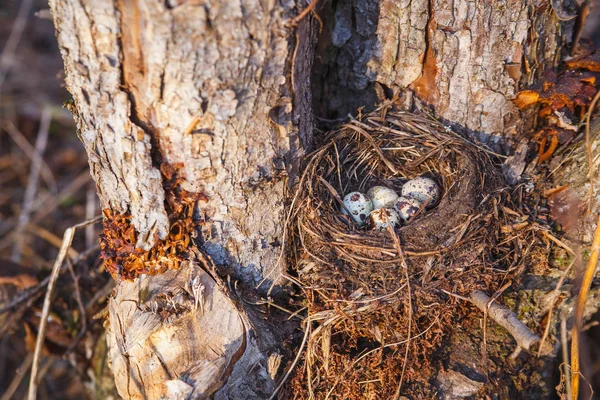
[[49, 0, 314, 286], [313, 0, 575, 153], [50, 0, 316, 398]]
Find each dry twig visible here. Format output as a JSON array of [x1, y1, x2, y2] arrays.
[[27, 216, 102, 400], [570, 215, 600, 399], [470, 290, 540, 351], [11, 107, 52, 262]]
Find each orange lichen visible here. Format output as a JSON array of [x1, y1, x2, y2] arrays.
[[409, 12, 439, 105], [513, 51, 600, 164], [536, 129, 559, 164], [513, 90, 540, 109], [566, 51, 600, 73], [100, 162, 206, 280], [99, 207, 197, 280]]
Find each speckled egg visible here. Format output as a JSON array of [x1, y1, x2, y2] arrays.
[[367, 186, 399, 210], [342, 192, 373, 225], [401, 177, 441, 208], [393, 196, 423, 222], [369, 208, 401, 231]]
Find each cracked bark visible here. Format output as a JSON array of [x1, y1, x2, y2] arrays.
[[314, 0, 575, 153], [50, 0, 316, 398]]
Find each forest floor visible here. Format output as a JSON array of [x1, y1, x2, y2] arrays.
[[2, 1, 600, 399]]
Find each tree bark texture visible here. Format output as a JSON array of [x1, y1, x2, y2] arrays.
[[49, 0, 315, 285], [313, 0, 575, 153], [49, 0, 316, 398], [48, 0, 581, 398]]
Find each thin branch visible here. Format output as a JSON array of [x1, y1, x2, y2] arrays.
[[561, 316, 572, 400], [3, 121, 57, 192], [0, 170, 91, 248], [387, 224, 412, 398], [0, 353, 33, 400], [292, 0, 319, 24], [570, 215, 600, 399], [65, 257, 87, 354], [470, 290, 540, 351], [27, 216, 102, 400], [11, 107, 52, 262], [0, 0, 34, 88]]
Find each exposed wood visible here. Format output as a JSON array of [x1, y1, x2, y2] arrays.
[[106, 257, 278, 399]]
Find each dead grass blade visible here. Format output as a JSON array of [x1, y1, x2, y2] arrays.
[[27, 216, 102, 400]]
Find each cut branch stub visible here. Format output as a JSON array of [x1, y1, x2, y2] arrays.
[[106, 259, 276, 399]]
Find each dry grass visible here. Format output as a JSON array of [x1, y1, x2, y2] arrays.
[[285, 101, 552, 398]]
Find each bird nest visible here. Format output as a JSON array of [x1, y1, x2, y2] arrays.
[[287, 103, 547, 398]]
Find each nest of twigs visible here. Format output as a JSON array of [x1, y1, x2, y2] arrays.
[[288, 103, 546, 398]]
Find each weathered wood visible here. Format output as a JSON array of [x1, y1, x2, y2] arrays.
[[106, 258, 276, 399]]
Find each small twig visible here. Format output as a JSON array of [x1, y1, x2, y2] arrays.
[[570, 215, 600, 399], [441, 289, 469, 302], [585, 88, 600, 213], [386, 224, 412, 398], [28, 216, 102, 400], [470, 290, 540, 351], [24, 223, 79, 259], [292, 0, 319, 24], [65, 257, 87, 354], [12, 107, 53, 262], [561, 316, 572, 400], [0, 171, 91, 248], [481, 282, 512, 375], [541, 230, 575, 255], [0, 353, 33, 400], [0, 0, 34, 88], [3, 121, 56, 192], [538, 259, 574, 357]]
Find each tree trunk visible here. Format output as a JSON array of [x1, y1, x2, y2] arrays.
[[48, 0, 580, 398], [313, 0, 575, 153], [49, 0, 317, 398]]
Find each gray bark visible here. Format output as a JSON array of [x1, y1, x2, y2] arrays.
[[314, 0, 574, 153]]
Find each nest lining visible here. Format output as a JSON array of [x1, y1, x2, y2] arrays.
[[288, 103, 546, 398]]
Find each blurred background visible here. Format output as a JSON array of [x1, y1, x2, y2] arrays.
[[0, 0, 599, 399], [0, 0, 115, 398]]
